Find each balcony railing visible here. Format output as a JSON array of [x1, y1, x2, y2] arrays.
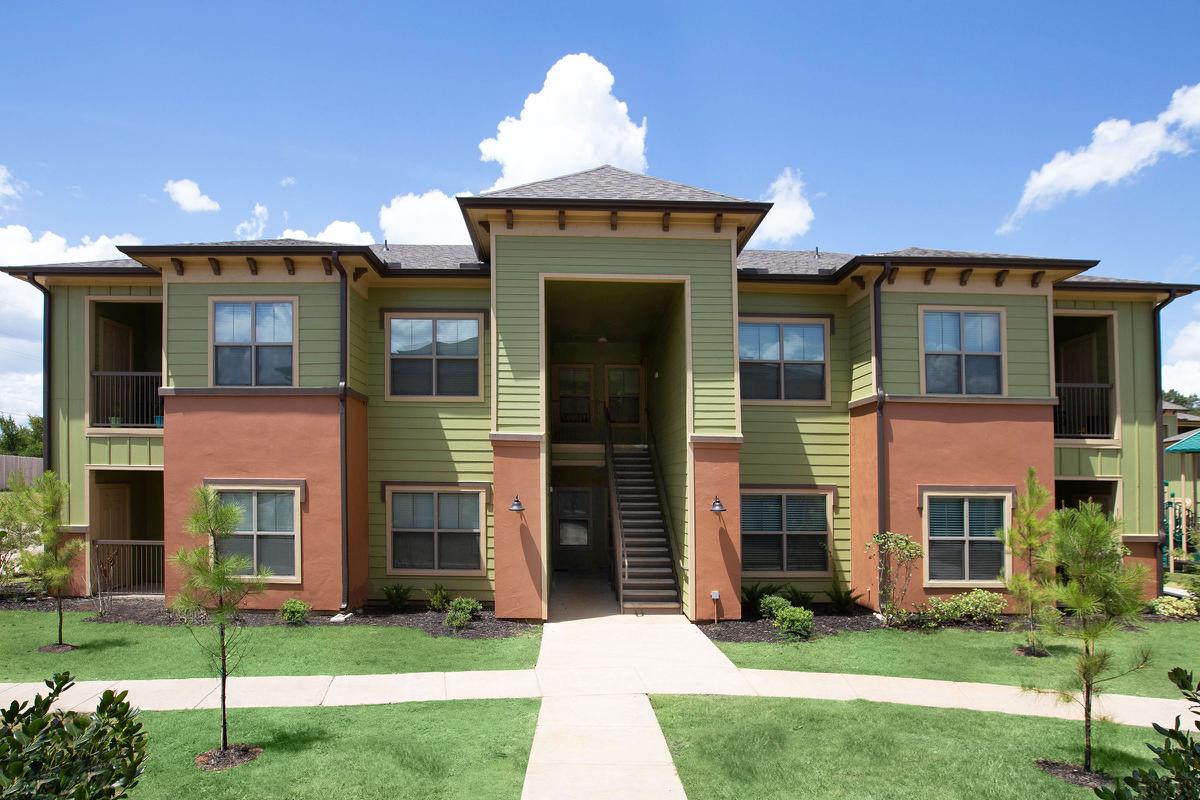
[[92, 539, 164, 596], [92, 372, 163, 428], [1055, 382, 1114, 439]]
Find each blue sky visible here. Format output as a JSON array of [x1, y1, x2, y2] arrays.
[[2, 1, 1199, 417]]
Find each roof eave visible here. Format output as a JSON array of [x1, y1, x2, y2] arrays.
[[0, 264, 158, 277], [119, 243, 390, 275]]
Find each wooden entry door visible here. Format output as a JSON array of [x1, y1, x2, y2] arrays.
[[93, 484, 131, 540], [551, 486, 606, 573]]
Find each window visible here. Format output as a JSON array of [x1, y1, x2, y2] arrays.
[[556, 489, 590, 546], [388, 489, 483, 573], [923, 309, 1003, 395], [739, 320, 828, 402], [212, 300, 295, 386], [741, 492, 830, 573], [926, 495, 1008, 583], [606, 366, 641, 424], [387, 314, 482, 399], [214, 489, 300, 581], [557, 366, 592, 424]]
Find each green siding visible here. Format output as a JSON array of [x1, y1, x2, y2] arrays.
[[737, 291, 852, 592], [363, 286, 494, 599], [87, 437, 163, 467], [166, 281, 340, 388], [849, 295, 874, 402], [1053, 298, 1159, 535], [494, 236, 737, 434], [881, 291, 1052, 397], [347, 286, 371, 394]]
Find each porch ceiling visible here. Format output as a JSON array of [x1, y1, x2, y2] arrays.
[[544, 280, 679, 343]]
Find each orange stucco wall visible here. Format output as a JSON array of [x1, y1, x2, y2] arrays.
[[491, 438, 545, 620], [1124, 538, 1160, 600], [849, 403, 880, 609], [163, 394, 346, 611], [693, 441, 742, 621], [346, 394, 370, 610]]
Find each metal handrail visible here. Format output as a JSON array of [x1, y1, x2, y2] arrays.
[[1054, 382, 1115, 438], [91, 539, 164, 596], [91, 371, 164, 427], [645, 413, 680, 593], [603, 405, 626, 609]]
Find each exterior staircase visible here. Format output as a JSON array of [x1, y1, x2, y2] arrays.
[[612, 444, 681, 611]]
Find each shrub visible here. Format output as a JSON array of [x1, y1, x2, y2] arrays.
[[773, 606, 815, 638], [781, 586, 815, 609], [1150, 595, 1199, 619], [869, 531, 923, 623], [0, 672, 148, 799], [741, 583, 782, 619], [952, 589, 1007, 624], [759, 594, 792, 621], [280, 598, 310, 625], [426, 583, 450, 612], [926, 597, 964, 625], [444, 596, 483, 630], [826, 582, 864, 614], [382, 583, 413, 612]]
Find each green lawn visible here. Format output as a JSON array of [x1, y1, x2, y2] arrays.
[[0, 611, 541, 682], [129, 700, 538, 800], [654, 696, 1155, 800], [717, 621, 1199, 698]]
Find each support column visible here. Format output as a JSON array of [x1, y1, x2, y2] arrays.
[[491, 435, 546, 620], [691, 438, 741, 621]]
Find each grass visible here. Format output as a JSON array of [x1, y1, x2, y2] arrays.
[[717, 620, 1200, 698], [653, 695, 1156, 800], [0, 611, 541, 682], [128, 700, 538, 800]]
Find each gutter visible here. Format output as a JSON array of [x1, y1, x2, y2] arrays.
[[872, 264, 889, 533], [1153, 289, 1179, 597], [27, 273, 51, 471], [330, 251, 351, 613]]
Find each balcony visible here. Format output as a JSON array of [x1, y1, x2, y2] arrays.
[[92, 371, 164, 428], [1054, 382, 1114, 439]]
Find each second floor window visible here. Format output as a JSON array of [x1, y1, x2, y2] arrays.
[[557, 366, 592, 424], [213, 300, 294, 386], [388, 315, 481, 399], [923, 310, 1003, 395], [606, 366, 641, 424], [739, 320, 827, 402]]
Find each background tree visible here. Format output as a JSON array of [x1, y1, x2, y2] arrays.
[[170, 486, 266, 753], [0, 477, 40, 581], [0, 413, 44, 457], [1039, 501, 1151, 773], [14, 471, 84, 648], [1164, 389, 1200, 412], [1004, 467, 1056, 656]]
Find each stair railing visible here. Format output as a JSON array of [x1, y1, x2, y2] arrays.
[[603, 404, 626, 610], [645, 414, 680, 593]]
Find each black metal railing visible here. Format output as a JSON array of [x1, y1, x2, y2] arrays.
[[92, 372, 163, 428], [1055, 383, 1114, 438], [92, 539, 164, 596], [603, 405, 625, 610]]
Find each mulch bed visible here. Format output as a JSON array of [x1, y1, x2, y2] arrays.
[[701, 604, 882, 643], [1035, 759, 1113, 790], [196, 744, 263, 771]]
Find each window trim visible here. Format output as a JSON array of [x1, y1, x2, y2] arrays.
[[738, 316, 832, 407], [552, 364, 594, 426], [1052, 309, 1122, 448], [382, 311, 485, 403], [918, 305, 1008, 398], [207, 296, 300, 389], [207, 481, 303, 585], [384, 485, 487, 577], [739, 486, 835, 577], [604, 364, 644, 427], [921, 488, 1012, 588]]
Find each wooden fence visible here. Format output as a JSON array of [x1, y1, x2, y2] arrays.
[[0, 455, 44, 489]]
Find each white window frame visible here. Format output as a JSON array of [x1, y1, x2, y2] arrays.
[[739, 487, 835, 577], [738, 317, 832, 406], [384, 485, 487, 577], [208, 296, 299, 388], [210, 483, 302, 584], [918, 306, 1007, 397], [921, 489, 1012, 588], [383, 311, 485, 402]]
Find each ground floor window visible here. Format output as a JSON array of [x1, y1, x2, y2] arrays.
[[741, 492, 830, 574], [214, 488, 300, 580], [556, 488, 590, 546], [924, 494, 1008, 583], [388, 488, 484, 573]]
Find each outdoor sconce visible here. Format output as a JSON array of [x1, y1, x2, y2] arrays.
[[508, 495, 525, 513], [710, 496, 726, 514]]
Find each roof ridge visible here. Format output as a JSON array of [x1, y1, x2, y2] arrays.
[[479, 164, 616, 197]]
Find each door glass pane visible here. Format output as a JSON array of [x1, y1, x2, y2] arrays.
[[255, 345, 293, 386], [393, 531, 435, 569], [215, 346, 252, 386], [559, 521, 588, 546], [559, 490, 589, 518], [393, 492, 434, 530], [928, 541, 965, 580], [783, 324, 824, 362], [964, 355, 1001, 395], [390, 359, 434, 396], [739, 323, 779, 361], [740, 363, 780, 400], [390, 318, 433, 356], [254, 302, 293, 343], [438, 532, 481, 570], [783, 363, 825, 400], [785, 534, 828, 572], [256, 492, 294, 532], [963, 313, 1000, 353], [741, 495, 783, 532], [215, 534, 254, 574], [257, 534, 296, 576], [742, 534, 783, 571], [925, 353, 961, 394], [436, 360, 478, 396], [435, 319, 479, 356], [924, 312, 960, 353], [968, 541, 1004, 580], [927, 497, 964, 537], [218, 492, 253, 531], [214, 303, 252, 344], [438, 493, 479, 531]]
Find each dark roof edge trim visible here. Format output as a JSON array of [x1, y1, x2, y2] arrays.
[[457, 196, 773, 213], [120, 242, 389, 274], [1055, 279, 1200, 294], [0, 265, 158, 277], [842, 255, 1100, 270]]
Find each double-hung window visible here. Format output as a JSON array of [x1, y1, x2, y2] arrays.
[[739, 320, 828, 401], [389, 489, 483, 573], [926, 495, 1008, 583], [557, 366, 592, 424], [214, 488, 300, 581], [923, 309, 1003, 395], [212, 300, 295, 386], [387, 314, 482, 399], [741, 492, 831, 574], [606, 366, 641, 424]]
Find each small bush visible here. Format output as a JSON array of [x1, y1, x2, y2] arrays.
[[741, 583, 782, 619], [781, 586, 815, 609], [280, 598, 310, 625], [773, 605, 814, 638], [382, 583, 413, 612], [926, 596, 964, 625], [444, 596, 483, 630], [1151, 595, 1199, 619], [826, 583, 864, 614], [426, 583, 451, 612], [954, 589, 1006, 624], [759, 594, 792, 621]]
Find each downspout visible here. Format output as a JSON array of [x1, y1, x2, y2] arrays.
[[330, 251, 350, 613], [27, 272, 51, 471], [1153, 289, 1178, 597], [872, 264, 890, 533]]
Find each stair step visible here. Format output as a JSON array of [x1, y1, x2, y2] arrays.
[[623, 588, 679, 600], [625, 555, 672, 564], [621, 601, 681, 612], [623, 577, 676, 588]]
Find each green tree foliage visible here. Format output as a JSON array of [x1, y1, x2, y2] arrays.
[[12, 471, 84, 646], [1165, 389, 1200, 412], [869, 531, 923, 623], [0, 480, 40, 581], [1005, 467, 1056, 655], [170, 486, 267, 752], [0, 414, 43, 457], [0, 672, 147, 799]]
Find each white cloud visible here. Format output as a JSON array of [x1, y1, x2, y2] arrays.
[[280, 176, 296, 187], [479, 52, 647, 191], [0, 164, 26, 215], [163, 178, 220, 213], [0, 370, 42, 421], [378, 190, 471, 245], [281, 219, 375, 244], [999, 82, 1200, 233], [1164, 317, 1200, 394], [235, 203, 268, 240], [749, 168, 815, 246]]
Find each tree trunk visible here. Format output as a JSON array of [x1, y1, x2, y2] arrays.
[[1083, 641, 1093, 772], [219, 621, 228, 751], [57, 593, 63, 646]]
